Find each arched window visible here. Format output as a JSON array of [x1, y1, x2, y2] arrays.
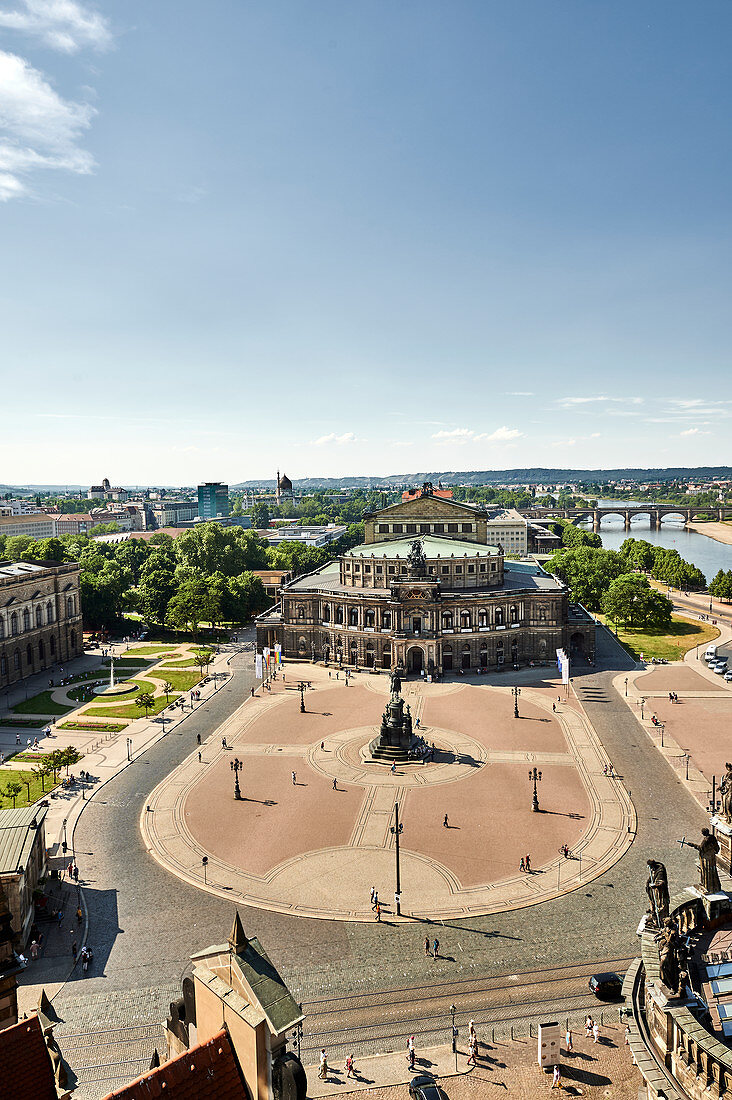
[[0, 617, 4, 640], [460, 611, 471, 629], [382, 612, 392, 629], [478, 609, 488, 628], [39, 638, 45, 661], [50, 635, 56, 654], [10, 611, 18, 636], [297, 606, 305, 619], [23, 608, 31, 632], [442, 612, 453, 630], [298, 636, 307, 652], [365, 609, 375, 628], [46, 601, 54, 623], [0, 655, 5, 675], [322, 604, 331, 622], [36, 606, 43, 628], [349, 608, 358, 626], [495, 608, 504, 626], [66, 596, 74, 617], [26, 644, 33, 665], [539, 607, 547, 621], [510, 605, 518, 623], [70, 630, 76, 648], [13, 650, 20, 670], [335, 607, 344, 625]]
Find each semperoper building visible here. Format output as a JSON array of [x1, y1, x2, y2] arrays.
[[257, 484, 594, 675]]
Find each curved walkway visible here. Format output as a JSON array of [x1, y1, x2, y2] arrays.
[[142, 670, 635, 922]]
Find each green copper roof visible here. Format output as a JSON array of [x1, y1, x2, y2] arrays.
[[346, 535, 500, 558]]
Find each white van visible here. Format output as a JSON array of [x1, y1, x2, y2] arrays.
[[706, 645, 718, 660]]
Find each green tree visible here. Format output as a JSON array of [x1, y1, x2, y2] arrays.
[[137, 553, 178, 625], [709, 570, 732, 602], [4, 535, 33, 559], [162, 680, 173, 702], [193, 649, 213, 677], [3, 780, 22, 808], [167, 579, 220, 640], [602, 574, 673, 629], [136, 690, 156, 716], [59, 746, 82, 774], [250, 502, 271, 529], [544, 546, 625, 611]]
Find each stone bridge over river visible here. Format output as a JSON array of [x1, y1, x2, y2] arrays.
[[521, 505, 732, 532]]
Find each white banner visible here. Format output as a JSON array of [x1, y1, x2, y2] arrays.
[[255, 654, 263, 679], [561, 655, 570, 684]]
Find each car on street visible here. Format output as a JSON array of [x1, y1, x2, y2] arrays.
[[725, 671, 732, 682], [589, 972, 623, 999], [409, 1076, 449, 1100], [714, 664, 728, 674]]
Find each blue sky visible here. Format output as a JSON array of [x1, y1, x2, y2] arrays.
[[1, 1, 731, 484]]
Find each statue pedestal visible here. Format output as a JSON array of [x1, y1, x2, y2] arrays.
[[685, 885, 732, 924], [712, 815, 732, 875]]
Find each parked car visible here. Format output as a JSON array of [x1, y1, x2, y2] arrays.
[[714, 664, 728, 674], [409, 1076, 449, 1100], [589, 972, 623, 999], [724, 670, 732, 682]]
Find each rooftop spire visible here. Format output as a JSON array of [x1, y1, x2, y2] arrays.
[[229, 910, 248, 955]]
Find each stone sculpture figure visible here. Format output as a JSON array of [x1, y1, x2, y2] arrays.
[[720, 762, 732, 823], [407, 539, 427, 578], [687, 828, 722, 895], [658, 918, 687, 996], [389, 667, 402, 698], [645, 860, 670, 928]]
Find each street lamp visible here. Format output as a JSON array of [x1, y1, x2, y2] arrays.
[[390, 802, 403, 915], [450, 1004, 457, 1071], [659, 723, 665, 748], [202, 855, 208, 884], [512, 685, 521, 719], [624, 677, 628, 696], [161, 712, 167, 735], [683, 752, 691, 781], [640, 697, 646, 720], [126, 737, 132, 761], [62, 817, 68, 855], [299, 682, 306, 713], [230, 758, 243, 800], [528, 767, 542, 812]]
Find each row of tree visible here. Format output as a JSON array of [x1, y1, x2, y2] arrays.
[[709, 570, 732, 601], [544, 536, 704, 628]]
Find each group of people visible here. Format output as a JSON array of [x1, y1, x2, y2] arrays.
[[602, 763, 616, 777], [667, 692, 680, 703], [423, 936, 441, 958], [518, 854, 532, 873], [409, 735, 435, 762], [66, 860, 80, 882]]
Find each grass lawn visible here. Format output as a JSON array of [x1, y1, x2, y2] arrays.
[[12, 692, 72, 716], [597, 613, 720, 661], [149, 669, 202, 691], [82, 694, 179, 718], [124, 646, 178, 656], [0, 768, 60, 807], [0, 717, 48, 728], [157, 659, 199, 669], [59, 719, 129, 732]]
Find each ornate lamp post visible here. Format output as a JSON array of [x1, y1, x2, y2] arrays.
[[624, 677, 628, 696], [202, 855, 208, 884], [62, 817, 68, 855], [450, 1004, 457, 1070], [640, 696, 646, 720], [528, 767, 542, 812], [230, 758, 243, 800], [512, 685, 521, 719], [390, 802, 403, 915], [299, 682, 306, 713], [126, 737, 132, 761]]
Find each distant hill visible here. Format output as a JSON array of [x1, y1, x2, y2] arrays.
[[232, 467, 732, 490]]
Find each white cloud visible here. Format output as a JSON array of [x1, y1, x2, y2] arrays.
[[0, 0, 111, 52], [312, 432, 359, 446], [556, 395, 643, 408], [551, 438, 577, 447], [0, 49, 96, 197], [589, 432, 601, 438], [506, 391, 534, 397], [679, 427, 711, 437], [432, 426, 523, 443]]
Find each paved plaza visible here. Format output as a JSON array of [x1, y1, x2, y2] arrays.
[[143, 667, 634, 921]]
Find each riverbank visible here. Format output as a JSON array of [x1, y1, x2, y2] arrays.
[[686, 520, 732, 546]]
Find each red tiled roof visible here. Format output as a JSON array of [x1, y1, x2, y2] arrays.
[[401, 488, 453, 501], [0, 1013, 57, 1100], [101, 1028, 248, 1100]]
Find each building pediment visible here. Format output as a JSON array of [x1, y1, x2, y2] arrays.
[[366, 496, 485, 522]]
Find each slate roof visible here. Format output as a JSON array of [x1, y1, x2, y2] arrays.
[[0, 806, 47, 875], [101, 1028, 248, 1100], [0, 1013, 57, 1100], [233, 935, 302, 1034]]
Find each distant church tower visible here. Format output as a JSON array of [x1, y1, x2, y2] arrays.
[[276, 470, 293, 505]]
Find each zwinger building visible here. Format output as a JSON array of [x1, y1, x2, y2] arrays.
[[257, 485, 594, 675]]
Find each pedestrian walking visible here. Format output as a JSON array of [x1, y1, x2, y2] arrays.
[[525, 853, 531, 872], [198, 751, 202, 763], [424, 936, 431, 956], [321, 741, 325, 750], [519, 857, 525, 872], [443, 813, 449, 828], [71, 940, 77, 960], [375, 902, 381, 921], [557, 695, 561, 705], [73, 864, 79, 882], [551, 1064, 562, 1089], [415, 717, 420, 729], [30, 940, 39, 960], [565, 1028, 572, 1052], [552, 702, 555, 712], [333, 778, 338, 790], [433, 938, 439, 958], [584, 1015, 593, 1037], [467, 1035, 477, 1066], [222, 737, 228, 749], [372, 890, 378, 910], [624, 1024, 631, 1045], [197, 733, 201, 745], [592, 1021, 600, 1043], [391, 762, 396, 774], [292, 771, 296, 785], [345, 1054, 355, 1077], [76, 906, 82, 925], [318, 1050, 328, 1079], [370, 886, 376, 907], [469, 1020, 476, 1040]]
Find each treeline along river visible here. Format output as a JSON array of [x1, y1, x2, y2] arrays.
[[578, 500, 732, 583]]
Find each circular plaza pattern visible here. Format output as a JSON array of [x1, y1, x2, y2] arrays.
[[142, 665, 635, 921]]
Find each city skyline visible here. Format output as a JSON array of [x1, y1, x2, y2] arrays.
[[1, 1, 731, 481]]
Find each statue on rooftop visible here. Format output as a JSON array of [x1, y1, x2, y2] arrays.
[[658, 917, 687, 997], [407, 539, 427, 578], [645, 860, 670, 929], [686, 828, 722, 895], [720, 762, 732, 823]]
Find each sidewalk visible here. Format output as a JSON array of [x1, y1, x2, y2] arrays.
[[15, 641, 244, 1017], [305, 1026, 641, 1098]]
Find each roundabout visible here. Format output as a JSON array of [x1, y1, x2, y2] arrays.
[[141, 665, 635, 921]]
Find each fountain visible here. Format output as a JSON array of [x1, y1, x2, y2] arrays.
[[109, 655, 115, 690]]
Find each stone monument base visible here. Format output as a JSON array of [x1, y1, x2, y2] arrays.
[[368, 736, 419, 765], [711, 815, 732, 875]]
